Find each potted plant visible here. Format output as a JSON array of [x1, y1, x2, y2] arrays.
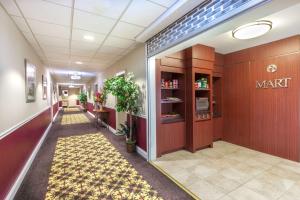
[[78, 92, 88, 112], [94, 91, 106, 110], [103, 72, 139, 153]]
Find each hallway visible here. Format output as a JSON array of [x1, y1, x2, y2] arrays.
[[14, 108, 191, 200]]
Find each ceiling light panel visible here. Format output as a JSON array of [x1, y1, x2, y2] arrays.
[[121, 0, 166, 27], [73, 10, 116, 34], [27, 19, 70, 39], [103, 36, 135, 49], [111, 21, 144, 40], [232, 20, 272, 40], [72, 29, 106, 44], [16, 0, 72, 26], [0, 0, 22, 16], [74, 0, 130, 19]]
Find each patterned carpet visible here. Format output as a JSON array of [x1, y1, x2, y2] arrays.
[[61, 113, 90, 125], [64, 107, 80, 112], [45, 133, 163, 200]]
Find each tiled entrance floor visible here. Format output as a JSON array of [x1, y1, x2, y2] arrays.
[[153, 141, 300, 200]]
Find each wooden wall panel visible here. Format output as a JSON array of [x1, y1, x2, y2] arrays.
[[223, 35, 300, 161], [249, 53, 300, 161], [223, 62, 250, 147]]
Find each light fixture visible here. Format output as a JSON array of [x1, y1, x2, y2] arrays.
[[83, 35, 95, 41], [69, 85, 75, 88], [75, 61, 83, 65], [232, 20, 272, 40], [70, 75, 81, 80]]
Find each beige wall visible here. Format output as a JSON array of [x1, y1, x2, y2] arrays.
[[0, 6, 49, 133], [96, 44, 147, 116]]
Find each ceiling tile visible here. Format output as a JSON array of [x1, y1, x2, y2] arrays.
[[45, 52, 70, 60], [148, 0, 177, 7], [0, 0, 21, 16], [103, 36, 135, 49], [94, 53, 118, 60], [42, 45, 69, 54], [73, 10, 116, 34], [16, 0, 71, 26], [44, 0, 73, 7], [12, 16, 31, 32], [121, 0, 166, 27], [71, 49, 95, 57], [36, 34, 69, 48], [99, 45, 126, 55], [72, 29, 106, 44], [74, 0, 130, 19], [28, 19, 70, 39], [111, 21, 144, 39], [71, 40, 99, 51], [70, 55, 91, 62]]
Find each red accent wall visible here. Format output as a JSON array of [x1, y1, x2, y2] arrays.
[[87, 102, 94, 113], [223, 35, 300, 161], [87, 103, 116, 130], [76, 100, 79, 105], [58, 100, 62, 107], [127, 115, 147, 152], [52, 102, 59, 117], [104, 107, 116, 130], [0, 108, 51, 199]]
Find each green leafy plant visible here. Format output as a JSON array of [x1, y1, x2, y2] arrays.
[[103, 72, 139, 143], [78, 92, 87, 111]]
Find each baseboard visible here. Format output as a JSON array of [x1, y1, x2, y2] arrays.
[[87, 111, 117, 134], [53, 110, 59, 121], [5, 122, 52, 200], [136, 146, 147, 159]]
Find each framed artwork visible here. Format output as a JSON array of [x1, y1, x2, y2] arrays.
[[42, 75, 47, 100], [25, 59, 36, 103]]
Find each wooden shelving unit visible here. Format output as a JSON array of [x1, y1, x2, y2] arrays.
[[186, 45, 214, 152], [156, 58, 186, 156]]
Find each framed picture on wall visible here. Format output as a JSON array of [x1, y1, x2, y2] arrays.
[[42, 75, 47, 100], [25, 59, 36, 103]]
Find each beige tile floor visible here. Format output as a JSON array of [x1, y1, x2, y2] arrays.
[[153, 141, 300, 200]]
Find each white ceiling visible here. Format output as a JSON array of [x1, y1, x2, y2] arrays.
[[0, 0, 179, 72], [156, 0, 300, 57], [51, 69, 96, 84]]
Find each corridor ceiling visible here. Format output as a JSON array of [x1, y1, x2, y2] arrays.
[[0, 0, 179, 71]]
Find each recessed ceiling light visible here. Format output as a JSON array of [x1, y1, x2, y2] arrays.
[[232, 20, 272, 40], [71, 75, 81, 80], [69, 85, 75, 88], [83, 35, 95, 41], [75, 61, 83, 65]]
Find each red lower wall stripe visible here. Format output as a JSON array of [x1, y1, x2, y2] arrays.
[[0, 108, 51, 199]]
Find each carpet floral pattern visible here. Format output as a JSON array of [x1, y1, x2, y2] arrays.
[[45, 133, 163, 200], [61, 113, 90, 125], [63, 107, 80, 112]]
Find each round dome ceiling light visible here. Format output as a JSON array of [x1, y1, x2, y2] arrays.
[[232, 20, 272, 40]]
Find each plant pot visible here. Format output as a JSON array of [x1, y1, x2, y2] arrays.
[[126, 140, 136, 153]]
